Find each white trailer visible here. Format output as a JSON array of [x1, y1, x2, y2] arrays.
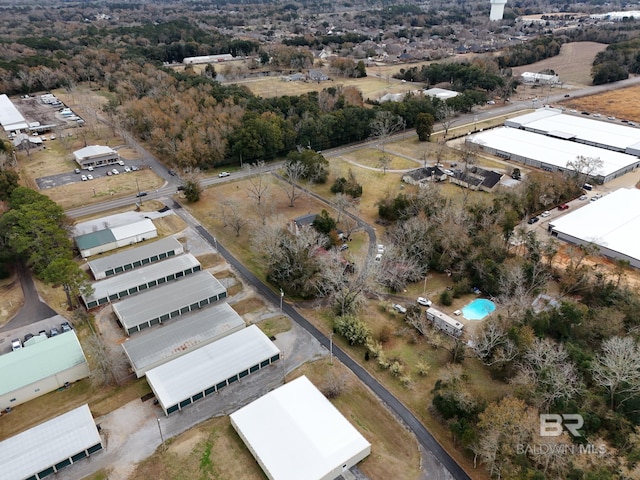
[[425, 307, 464, 337]]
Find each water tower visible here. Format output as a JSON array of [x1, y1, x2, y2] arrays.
[[490, 0, 507, 20]]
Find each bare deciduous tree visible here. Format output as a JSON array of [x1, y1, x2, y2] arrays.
[[244, 160, 270, 205], [592, 336, 640, 409], [472, 317, 519, 368], [279, 161, 305, 207], [566, 155, 604, 188], [221, 200, 248, 237], [370, 110, 405, 153]]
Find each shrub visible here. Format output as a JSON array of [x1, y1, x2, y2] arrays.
[[334, 315, 370, 346], [440, 289, 453, 306]]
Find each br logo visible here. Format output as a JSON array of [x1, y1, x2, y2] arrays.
[[540, 414, 583, 437]]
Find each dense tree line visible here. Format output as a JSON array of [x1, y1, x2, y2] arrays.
[[393, 62, 505, 92], [495, 36, 564, 69]]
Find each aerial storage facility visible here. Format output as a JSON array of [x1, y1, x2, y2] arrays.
[[0, 93, 28, 131], [0, 330, 90, 411], [230, 375, 371, 480], [549, 188, 640, 268], [82, 253, 202, 308], [122, 302, 246, 377], [147, 325, 281, 415], [0, 404, 103, 480], [87, 236, 184, 280], [112, 271, 228, 335]]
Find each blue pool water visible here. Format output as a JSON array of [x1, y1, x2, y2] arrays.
[[462, 299, 496, 320]]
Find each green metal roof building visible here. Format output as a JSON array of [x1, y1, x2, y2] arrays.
[[0, 330, 90, 411]]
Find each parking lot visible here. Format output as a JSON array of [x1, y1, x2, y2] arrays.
[[0, 314, 72, 355]]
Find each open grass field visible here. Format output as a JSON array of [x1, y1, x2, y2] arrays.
[[511, 41, 607, 87], [559, 84, 640, 121]]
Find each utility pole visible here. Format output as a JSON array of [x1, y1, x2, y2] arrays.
[[280, 289, 284, 311], [329, 332, 333, 366], [136, 178, 142, 205]]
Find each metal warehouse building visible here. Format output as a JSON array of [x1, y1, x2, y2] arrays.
[[122, 302, 246, 378], [87, 236, 184, 280], [549, 188, 640, 268], [147, 325, 281, 415], [75, 219, 158, 258], [0, 404, 103, 480], [0, 94, 28, 132], [112, 271, 228, 335], [230, 375, 371, 480], [504, 108, 640, 155], [0, 330, 90, 411], [82, 253, 201, 308], [467, 127, 640, 184]]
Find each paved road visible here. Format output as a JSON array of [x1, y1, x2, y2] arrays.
[[0, 262, 56, 332]]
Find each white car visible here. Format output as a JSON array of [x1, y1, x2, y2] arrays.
[[87, 166, 94, 172], [392, 304, 407, 314], [112, 168, 119, 175], [377, 244, 385, 254], [81, 174, 88, 181], [11, 339, 22, 351], [118, 160, 125, 166], [374, 253, 382, 262], [218, 171, 230, 178], [124, 166, 131, 173], [417, 297, 432, 307], [540, 211, 551, 218], [86, 174, 93, 180]]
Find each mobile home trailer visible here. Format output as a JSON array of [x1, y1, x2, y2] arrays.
[[425, 308, 464, 337]]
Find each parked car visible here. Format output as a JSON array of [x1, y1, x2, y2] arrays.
[[558, 204, 569, 210], [81, 174, 88, 181], [60, 322, 72, 333], [74, 168, 81, 174], [106, 170, 113, 176], [86, 174, 93, 180], [11, 339, 22, 351], [417, 297, 432, 307], [38, 329, 48, 337], [392, 304, 407, 314], [111, 168, 119, 175], [527, 217, 539, 224], [118, 160, 125, 166], [540, 211, 551, 218], [377, 244, 385, 254], [131, 165, 139, 171], [177, 185, 185, 191], [374, 253, 382, 262], [87, 166, 94, 172], [218, 171, 230, 177], [579, 194, 588, 201], [24, 333, 34, 343], [168, 169, 176, 176], [582, 183, 593, 191], [50, 327, 60, 337], [124, 166, 131, 173]]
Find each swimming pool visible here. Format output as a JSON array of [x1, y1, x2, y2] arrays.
[[461, 298, 496, 320]]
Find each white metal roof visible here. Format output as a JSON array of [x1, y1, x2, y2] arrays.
[[0, 404, 101, 480], [112, 271, 227, 330], [83, 253, 200, 304], [468, 127, 640, 177], [0, 94, 28, 132], [73, 145, 117, 160], [146, 325, 280, 409], [88, 237, 184, 277], [424, 87, 459, 99], [110, 219, 156, 241], [230, 375, 371, 480], [505, 109, 640, 152], [122, 302, 246, 376], [0, 330, 87, 396], [549, 188, 640, 263]]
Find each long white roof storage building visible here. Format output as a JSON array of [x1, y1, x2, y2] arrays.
[[87, 236, 184, 279], [549, 188, 640, 268], [112, 271, 227, 335], [230, 375, 371, 480], [467, 127, 640, 183], [0, 404, 103, 480], [505, 108, 640, 155], [147, 325, 281, 415], [82, 253, 201, 308], [0, 94, 28, 131], [122, 302, 246, 377]]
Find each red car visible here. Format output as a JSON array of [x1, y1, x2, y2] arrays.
[[558, 204, 569, 211]]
